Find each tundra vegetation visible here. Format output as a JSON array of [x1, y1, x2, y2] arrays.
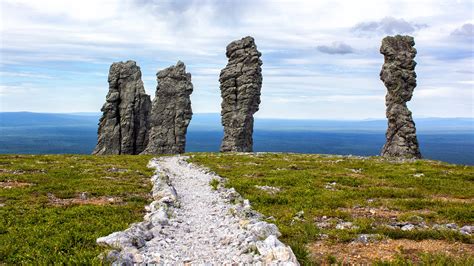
[[0, 154, 154, 264], [190, 153, 474, 264], [1, 153, 473, 264]]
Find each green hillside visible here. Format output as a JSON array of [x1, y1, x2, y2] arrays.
[[0, 155, 154, 264], [1, 153, 473, 264]]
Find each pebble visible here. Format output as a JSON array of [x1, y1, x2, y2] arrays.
[[354, 234, 379, 244], [401, 224, 415, 231], [336, 221, 358, 230], [446, 223, 458, 229], [460, 225, 473, 235]]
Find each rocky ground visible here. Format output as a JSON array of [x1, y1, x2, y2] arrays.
[[97, 156, 298, 264]]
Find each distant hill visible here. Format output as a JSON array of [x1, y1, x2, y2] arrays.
[[188, 113, 474, 133], [0, 112, 99, 127], [0, 112, 473, 164], [2, 112, 472, 132]]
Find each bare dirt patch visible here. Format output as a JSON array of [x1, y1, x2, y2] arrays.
[[0, 181, 34, 189], [47, 193, 124, 206], [308, 239, 474, 264]]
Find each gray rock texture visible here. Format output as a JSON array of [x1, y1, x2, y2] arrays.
[[93, 60, 151, 155], [220, 36, 262, 152], [380, 35, 421, 159], [142, 61, 193, 154]]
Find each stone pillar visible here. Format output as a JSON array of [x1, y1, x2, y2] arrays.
[[93, 60, 151, 155], [380, 35, 422, 158], [220, 36, 263, 152], [142, 61, 193, 154]]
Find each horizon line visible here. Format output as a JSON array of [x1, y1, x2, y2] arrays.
[[1, 111, 473, 121]]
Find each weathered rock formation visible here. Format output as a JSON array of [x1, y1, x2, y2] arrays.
[[142, 61, 193, 154], [93, 60, 151, 155], [380, 35, 421, 158], [220, 36, 263, 152]]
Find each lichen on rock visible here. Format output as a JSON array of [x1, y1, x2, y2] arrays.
[[380, 35, 422, 159], [220, 36, 263, 152], [93, 60, 151, 155]]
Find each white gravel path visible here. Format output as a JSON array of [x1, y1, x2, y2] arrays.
[[97, 155, 298, 265]]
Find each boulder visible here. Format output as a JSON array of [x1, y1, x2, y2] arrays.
[[380, 35, 422, 158], [220, 36, 263, 152], [93, 60, 151, 155], [142, 61, 193, 154]]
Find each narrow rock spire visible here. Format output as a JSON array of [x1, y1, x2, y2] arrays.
[[380, 35, 422, 158], [142, 61, 193, 154], [219, 36, 263, 152], [93, 60, 151, 155]]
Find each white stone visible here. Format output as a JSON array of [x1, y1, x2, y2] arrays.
[[97, 156, 299, 265], [401, 224, 415, 231], [256, 235, 299, 265], [249, 221, 281, 240], [151, 208, 169, 226], [460, 225, 473, 234]]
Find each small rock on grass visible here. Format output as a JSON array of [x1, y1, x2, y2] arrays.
[[354, 234, 380, 244], [460, 225, 473, 235], [336, 221, 358, 230], [401, 224, 415, 231]]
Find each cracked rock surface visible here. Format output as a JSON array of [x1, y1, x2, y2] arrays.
[[220, 36, 263, 152], [97, 156, 298, 265], [380, 35, 421, 159], [142, 61, 193, 154], [93, 60, 151, 155]]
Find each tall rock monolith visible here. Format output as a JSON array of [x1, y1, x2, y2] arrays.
[[219, 36, 263, 152], [141, 61, 193, 154], [380, 35, 422, 158], [93, 60, 151, 155]]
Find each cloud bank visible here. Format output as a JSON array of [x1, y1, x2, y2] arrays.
[[0, 0, 472, 119]]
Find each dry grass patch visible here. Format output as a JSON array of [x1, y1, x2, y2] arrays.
[[431, 195, 474, 204], [47, 193, 124, 206], [308, 239, 474, 265], [338, 206, 402, 220], [0, 181, 34, 189], [338, 206, 436, 221], [0, 168, 46, 175]]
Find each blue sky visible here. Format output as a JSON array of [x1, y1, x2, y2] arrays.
[[0, 0, 472, 119]]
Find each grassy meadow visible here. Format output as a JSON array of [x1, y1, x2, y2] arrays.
[[190, 153, 474, 264], [0, 154, 154, 264], [1, 153, 473, 264]]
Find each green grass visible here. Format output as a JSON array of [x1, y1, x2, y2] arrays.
[[0, 154, 154, 264], [189, 152, 474, 264], [209, 178, 220, 190], [1, 153, 473, 264]]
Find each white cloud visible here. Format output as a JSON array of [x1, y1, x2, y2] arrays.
[[0, 84, 39, 95], [0, 71, 52, 79], [450, 23, 474, 40], [317, 42, 355, 54], [353, 17, 427, 36], [0, 0, 473, 118]]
